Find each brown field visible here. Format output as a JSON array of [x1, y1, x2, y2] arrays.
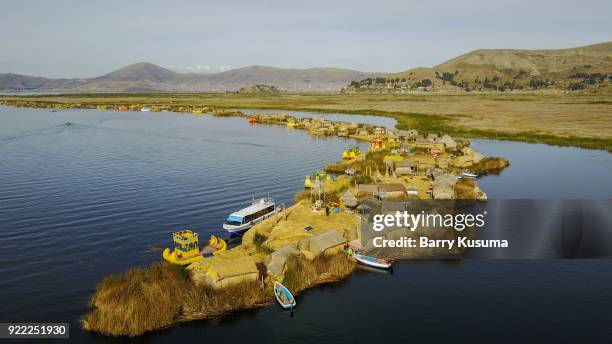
[[2, 91, 612, 145]]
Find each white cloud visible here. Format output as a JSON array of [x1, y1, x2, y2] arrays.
[[170, 65, 231, 74]]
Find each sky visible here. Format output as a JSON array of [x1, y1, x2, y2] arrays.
[[1, 0, 610, 78]]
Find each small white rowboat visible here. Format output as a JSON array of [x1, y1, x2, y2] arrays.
[[274, 281, 296, 310]]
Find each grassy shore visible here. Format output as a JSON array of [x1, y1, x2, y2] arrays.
[[2, 92, 611, 151], [82, 253, 355, 337]]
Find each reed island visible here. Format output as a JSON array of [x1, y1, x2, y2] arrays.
[[0, 101, 508, 337]]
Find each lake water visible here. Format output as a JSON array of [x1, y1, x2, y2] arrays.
[[471, 138, 612, 199], [0, 106, 611, 343]]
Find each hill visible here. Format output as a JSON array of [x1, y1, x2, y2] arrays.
[[345, 42, 612, 93], [237, 84, 281, 94], [0, 63, 384, 93]]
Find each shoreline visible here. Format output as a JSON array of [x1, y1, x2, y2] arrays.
[[1, 93, 611, 152]]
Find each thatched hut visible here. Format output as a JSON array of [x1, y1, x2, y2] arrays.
[[395, 160, 417, 176], [375, 184, 406, 199], [356, 128, 370, 136], [415, 138, 433, 150], [437, 157, 452, 169], [439, 135, 457, 151], [398, 129, 418, 141], [267, 244, 300, 276], [298, 230, 346, 260], [206, 256, 259, 289], [340, 190, 358, 208], [357, 184, 378, 195], [432, 174, 458, 200], [427, 133, 439, 142], [453, 155, 474, 168]]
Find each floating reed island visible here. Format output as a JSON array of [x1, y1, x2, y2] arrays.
[[0, 99, 507, 336]]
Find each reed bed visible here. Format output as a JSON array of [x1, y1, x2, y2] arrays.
[[82, 262, 267, 337], [283, 253, 356, 293], [82, 252, 355, 337]]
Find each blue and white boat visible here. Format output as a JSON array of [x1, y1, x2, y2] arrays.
[[352, 252, 393, 269], [223, 197, 277, 234], [274, 281, 296, 310]]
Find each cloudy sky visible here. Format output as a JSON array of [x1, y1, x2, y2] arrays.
[[1, 0, 610, 78]]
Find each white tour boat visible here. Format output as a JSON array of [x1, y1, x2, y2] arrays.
[[223, 197, 277, 234]]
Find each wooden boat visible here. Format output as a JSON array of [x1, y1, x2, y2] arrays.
[[274, 281, 296, 310], [352, 252, 393, 269]]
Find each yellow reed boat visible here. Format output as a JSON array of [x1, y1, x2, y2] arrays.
[[162, 230, 227, 265]]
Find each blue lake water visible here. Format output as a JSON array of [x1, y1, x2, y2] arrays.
[[471, 138, 612, 199], [0, 106, 611, 343]]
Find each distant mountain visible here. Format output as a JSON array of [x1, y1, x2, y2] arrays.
[[0, 62, 385, 93], [95, 62, 186, 83], [346, 42, 612, 93]]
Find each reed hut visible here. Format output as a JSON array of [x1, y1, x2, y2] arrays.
[[206, 256, 259, 289], [357, 184, 378, 196], [432, 174, 458, 200], [415, 138, 434, 150], [298, 230, 346, 260], [439, 135, 457, 151], [453, 155, 474, 168], [375, 184, 406, 199], [356, 128, 369, 136], [267, 244, 300, 276], [395, 160, 417, 176], [340, 190, 358, 208], [427, 133, 439, 142]]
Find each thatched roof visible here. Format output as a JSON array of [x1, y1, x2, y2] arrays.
[[415, 138, 433, 146], [357, 184, 378, 194], [306, 230, 346, 256], [267, 244, 300, 276], [340, 190, 358, 207], [432, 182, 455, 199], [208, 256, 258, 282], [378, 183, 406, 192], [395, 160, 417, 167], [435, 174, 458, 186], [439, 135, 457, 149]]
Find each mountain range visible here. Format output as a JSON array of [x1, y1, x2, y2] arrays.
[[0, 63, 386, 93], [2, 42, 610, 93]]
